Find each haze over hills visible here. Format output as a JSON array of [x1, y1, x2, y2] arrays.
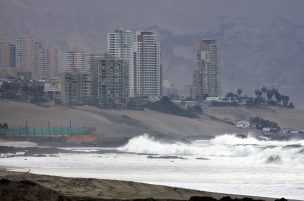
[[1, 0, 304, 105]]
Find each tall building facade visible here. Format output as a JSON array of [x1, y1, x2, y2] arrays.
[[34, 42, 42, 79], [9, 44, 16, 68], [47, 48, 59, 78], [91, 54, 128, 108], [0, 41, 10, 69], [35, 43, 59, 80], [16, 34, 36, 75], [193, 40, 221, 98], [134, 31, 161, 101], [0, 40, 16, 69], [107, 28, 134, 97], [66, 48, 87, 73], [40, 47, 58, 80], [61, 71, 92, 105]]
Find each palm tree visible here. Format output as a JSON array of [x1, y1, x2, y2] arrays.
[[226, 92, 234, 97], [273, 88, 282, 104], [255, 89, 262, 97], [261, 86, 267, 100], [282, 95, 289, 107], [237, 88, 242, 97], [266, 89, 273, 102], [288, 102, 294, 109]]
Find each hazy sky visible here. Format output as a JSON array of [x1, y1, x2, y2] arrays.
[[1, 0, 304, 103]]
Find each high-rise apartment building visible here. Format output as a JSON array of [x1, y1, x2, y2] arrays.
[[66, 48, 87, 73], [0, 34, 58, 80], [35, 43, 59, 80], [107, 28, 134, 97], [16, 34, 36, 76], [91, 54, 128, 108], [47, 48, 59, 78], [87, 53, 102, 74], [35, 42, 42, 79], [0, 40, 16, 69], [40, 47, 58, 80], [0, 41, 10, 69], [134, 31, 161, 101], [61, 71, 92, 105], [193, 40, 221, 98], [9, 44, 16, 68]]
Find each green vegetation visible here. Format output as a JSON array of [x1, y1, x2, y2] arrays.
[[249, 116, 280, 131], [226, 86, 294, 108], [146, 97, 200, 118], [0, 79, 48, 103]]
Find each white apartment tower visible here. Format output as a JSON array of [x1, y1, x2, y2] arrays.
[[134, 31, 161, 101], [193, 40, 221, 98], [66, 48, 87, 73], [107, 28, 134, 97]]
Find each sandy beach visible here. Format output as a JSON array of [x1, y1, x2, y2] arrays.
[[1, 101, 304, 201], [0, 170, 286, 201]]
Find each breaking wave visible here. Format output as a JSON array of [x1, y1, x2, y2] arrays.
[[117, 134, 304, 164]]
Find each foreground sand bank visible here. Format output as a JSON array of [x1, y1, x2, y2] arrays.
[[0, 171, 287, 201]]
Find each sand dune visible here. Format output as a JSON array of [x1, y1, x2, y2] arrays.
[[1, 101, 303, 144]]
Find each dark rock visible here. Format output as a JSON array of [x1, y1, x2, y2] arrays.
[[195, 157, 209, 160], [147, 155, 187, 160], [189, 196, 217, 201]]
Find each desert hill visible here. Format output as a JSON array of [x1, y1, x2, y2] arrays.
[[1, 101, 303, 144]]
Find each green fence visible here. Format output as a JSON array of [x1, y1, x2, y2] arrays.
[[0, 127, 90, 137]]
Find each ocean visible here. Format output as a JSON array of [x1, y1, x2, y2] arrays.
[[1, 134, 304, 200]]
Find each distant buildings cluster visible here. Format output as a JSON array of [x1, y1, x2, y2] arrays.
[[0, 34, 58, 80], [62, 29, 162, 107], [0, 31, 222, 108]]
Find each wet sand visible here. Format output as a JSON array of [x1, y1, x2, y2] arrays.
[[0, 170, 284, 201]]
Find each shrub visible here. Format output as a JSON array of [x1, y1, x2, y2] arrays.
[[250, 116, 280, 131], [146, 97, 199, 118]]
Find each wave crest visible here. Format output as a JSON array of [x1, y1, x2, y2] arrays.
[[117, 134, 304, 162]]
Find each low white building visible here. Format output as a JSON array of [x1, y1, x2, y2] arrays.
[[172, 99, 199, 109], [235, 120, 250, 128], [262, 127, 272, 132], [44, 80, 61, 93], [262, 127, 279, 132], [44, 79, 61, 100], [206, 97, 221, 102], [281, 128, 292, 134]]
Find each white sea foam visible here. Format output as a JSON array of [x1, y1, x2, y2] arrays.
[[1, 133, 304, 199], [117, 134, 304, 164]]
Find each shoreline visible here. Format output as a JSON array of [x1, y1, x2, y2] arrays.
[[1, 136, 304, 199], [0, 170, 289, 201]]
